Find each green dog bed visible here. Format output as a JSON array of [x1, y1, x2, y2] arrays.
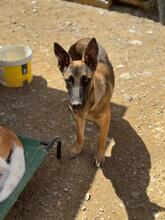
[[0, 135, 61, 220]]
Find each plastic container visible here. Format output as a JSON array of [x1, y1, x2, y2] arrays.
[[0, 45, 32, 87]]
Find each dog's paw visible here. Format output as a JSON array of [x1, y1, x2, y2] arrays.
[[93, 154, 105, 168], [70, 143, 83, 159]]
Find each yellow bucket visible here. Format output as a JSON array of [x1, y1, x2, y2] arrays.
[[0, 45, 32, 87]]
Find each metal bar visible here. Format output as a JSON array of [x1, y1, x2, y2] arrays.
[[41, 137, 62, 159]]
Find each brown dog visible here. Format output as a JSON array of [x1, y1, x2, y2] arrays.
[[54, 38, 115, 167]]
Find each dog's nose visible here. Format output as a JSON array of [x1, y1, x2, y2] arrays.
[[72, 104, 83, 109], [71, 100, 83, 109]]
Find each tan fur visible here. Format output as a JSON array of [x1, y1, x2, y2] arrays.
[[0, 126, 23, 160], [54, 38, 115, 167], [69, 39, 114, 167]]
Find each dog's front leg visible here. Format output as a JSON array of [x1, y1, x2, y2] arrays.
[[71, 116, 86, 159], [94, 106, 110, 167]]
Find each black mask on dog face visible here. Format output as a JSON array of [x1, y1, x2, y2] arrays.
[[54, 38, 98, 108]]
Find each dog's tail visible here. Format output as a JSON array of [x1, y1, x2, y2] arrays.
[[0, 144, 25, 202]]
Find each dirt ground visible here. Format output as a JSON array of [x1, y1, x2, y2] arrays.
[[0, 0, 165, 219]]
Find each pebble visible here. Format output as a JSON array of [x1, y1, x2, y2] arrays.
[[119, 202, 124, 208], [147, 30, 153, 34], [12, 20, 17, 24], [137, 71, 152, 77], [85, 192, 91, 201], [115, 64, 124, 69], [99, 208, 104, 212], [155, 126, 162, 131], [33, 8, 37, 13], [131, 191, 140, 198], [64, 187, 69, 192], [82, 206, 87, 211], [124, 94, 134, 102], [120, 72, 134, 80], [129, 40, 142, 46], [128, 28, 136, 33]]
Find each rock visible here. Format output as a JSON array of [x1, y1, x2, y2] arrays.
[[115, 64, 124, 69], [82, 206, 87, 211], [33, 8, 37, 13], [137, 71, 152, 77], [64, 187, 69, 192], [21, 23, 26, 28], [119, 202, 124, 208], [99, 208, 104, 212], [128, 28, 136, 33], [155, 126, 163, 131], [131, 191, 140, 198], [129, 40, 142, 45], [120, 72, 134, 80], [12, 20, 17, 24], [147, 30, 153, 34], [85, 192, 91, 201], [124, 94, 134, 102]]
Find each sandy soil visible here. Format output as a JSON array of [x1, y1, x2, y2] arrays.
[[0, 0, 165, 219]]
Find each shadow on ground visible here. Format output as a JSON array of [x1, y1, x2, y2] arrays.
[[102, 103, 165, 220], [64, 0, 159, 23], [111, 4, 159, 23], [0, 76, 164, 219]]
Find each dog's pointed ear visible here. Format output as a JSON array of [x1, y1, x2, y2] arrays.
[[54, 42, 72, 72], [83, 38, 98, 69]]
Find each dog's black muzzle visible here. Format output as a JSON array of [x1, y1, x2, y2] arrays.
[[70, 86, 83, 109]]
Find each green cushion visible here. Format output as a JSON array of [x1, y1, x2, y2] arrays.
[[0, 136, 48, 220]]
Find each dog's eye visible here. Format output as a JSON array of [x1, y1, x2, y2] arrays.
[[81, 76, 91, 86], [65, 76, 74, 87]]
